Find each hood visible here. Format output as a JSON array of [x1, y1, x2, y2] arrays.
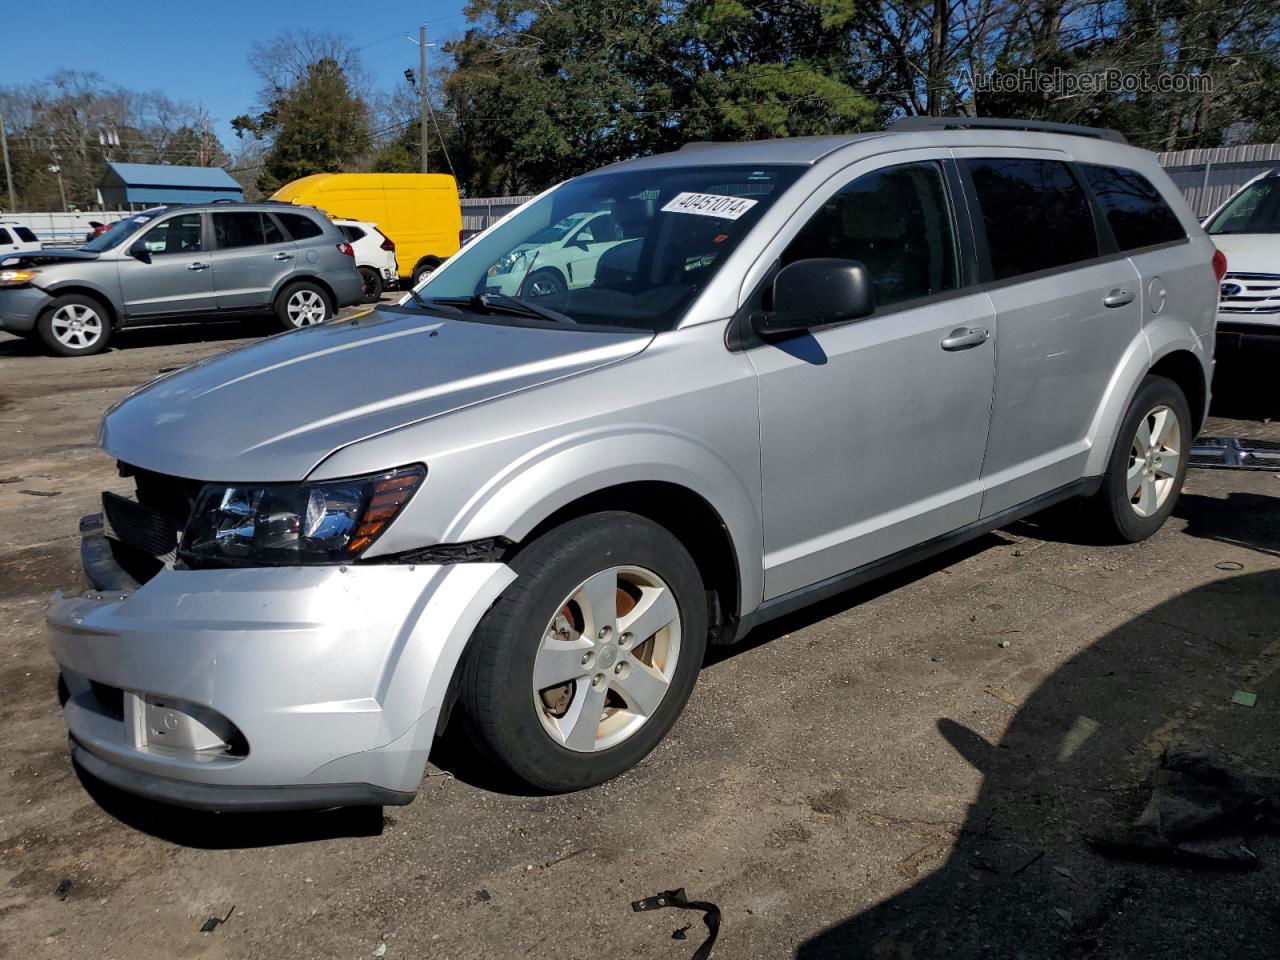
[[1208, 233, 1280, 275], [101, 307, 653, 482], [2, 249, 100, 268]]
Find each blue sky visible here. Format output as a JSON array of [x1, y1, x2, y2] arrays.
[[2, 0, 472, 142]]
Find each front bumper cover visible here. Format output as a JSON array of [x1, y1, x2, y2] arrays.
[[48, 558, 515, 810]]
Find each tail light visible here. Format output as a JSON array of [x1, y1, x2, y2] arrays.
[[459, 229, 465, 248], [1211, 248, 1227, 283], [377, 230, 395, 252], [337, 242, 354, 257]]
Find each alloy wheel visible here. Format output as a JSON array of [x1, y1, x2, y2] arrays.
[[49, 304, 103, 350], [1127, 404, 1182, 518], [287, 289, 328, 327], [532, 565, 682, 752]]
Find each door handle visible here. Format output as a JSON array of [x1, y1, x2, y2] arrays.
[[187, 261, 209, 271], [1102, 288, 1135, 308], [940, 326, 991, 351], [273, 251, 294, 261]]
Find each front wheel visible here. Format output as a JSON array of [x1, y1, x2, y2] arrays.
[[1085, 374, 1192, 543], [37, 294, 112, 356], [459, 512, 707, 792]]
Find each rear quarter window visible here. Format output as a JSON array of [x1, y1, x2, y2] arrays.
[[340, 225, 365, 242], [1080, 164, 1185, 250], [278, 213, 325, 241], [965, 158, 1099, 281]]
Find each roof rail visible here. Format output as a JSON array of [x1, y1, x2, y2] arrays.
[[887, 115, 1128, 144]]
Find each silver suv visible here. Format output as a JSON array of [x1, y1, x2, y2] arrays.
[[48, 119, 1217, 811], [0, 203, 362, 356]]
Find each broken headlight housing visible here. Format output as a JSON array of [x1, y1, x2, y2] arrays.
[[180, 465, 424, 566]]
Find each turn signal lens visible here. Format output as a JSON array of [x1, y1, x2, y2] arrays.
[[0, 268, 38, 287]]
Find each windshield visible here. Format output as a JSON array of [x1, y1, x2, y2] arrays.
[[82, 211, 166, 252], [1206, 177, 1280, 235], [419, 164, 804, 332]]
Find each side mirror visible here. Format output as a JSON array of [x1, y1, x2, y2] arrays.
[[128, 241, 151, 264], [754, 258, 875, 336]]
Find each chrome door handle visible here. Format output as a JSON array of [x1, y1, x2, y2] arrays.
[[187, 261, 209, 271], [1102, 288, 1135, 308], [940, 326, 991, 351], [273, 251, 294, 261]]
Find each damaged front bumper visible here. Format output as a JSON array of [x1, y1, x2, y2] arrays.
[[47, 551, 515, 812]]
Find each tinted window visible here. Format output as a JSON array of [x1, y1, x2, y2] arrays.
[[279, 213, 324, 240], [15, 227, 37, 242], [262, 214, 287, 244], [966, 158, 1098, 280], [340, 225, 365, 242], [213, 211, 270, 249], [1080, 164, 1185, 250], [783, 161, 959, 308], [0, 229, 11, 244], [1206, 177, 1280, 235], [140, 214, 203, 254]]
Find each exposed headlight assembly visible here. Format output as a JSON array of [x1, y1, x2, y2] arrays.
[[181, 465, 424, 566], [0, 268, 39, 287]]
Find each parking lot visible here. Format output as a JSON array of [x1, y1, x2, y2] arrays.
[[0, 324, 1277, 959]]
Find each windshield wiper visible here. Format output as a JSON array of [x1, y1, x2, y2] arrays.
[[429, 294, 575, 325]]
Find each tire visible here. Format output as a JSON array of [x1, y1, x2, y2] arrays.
[[459, 511, 708, 792], [36, 293, 112, 357], [274, 281, 333, 330], [358, 266, 383, 303], [411, 260, 437, 287], [1085, 374, 1192, 543], [524, 268, 566, 298]]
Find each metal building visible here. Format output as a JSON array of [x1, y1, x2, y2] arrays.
[[98, 163, 243, 209]]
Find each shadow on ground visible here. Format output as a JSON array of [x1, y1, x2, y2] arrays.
[[0, 319, 265, 358], [1209, 337, 1280, 422], [797, 500, 1280, 959]]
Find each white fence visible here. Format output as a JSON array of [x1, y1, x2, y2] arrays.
[[3, 210, 132, 247]]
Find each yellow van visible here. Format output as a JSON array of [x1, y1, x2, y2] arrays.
[[270, 173, 462, 286]]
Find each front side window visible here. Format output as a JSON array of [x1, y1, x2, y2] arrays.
[[1206, 177, 1280, 235], [966, 158, 1098, 280], [0, 229, 11, 244], [418, 164, 804, 332], [139, 213, 203, 255], [782, 161, 959, 309], [1080, 164, 1185, 250], [15, 227, 38, 243]]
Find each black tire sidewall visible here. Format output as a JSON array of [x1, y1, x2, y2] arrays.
[[411, 262, 435, 286], [36, 294, 112, 356], [461, 512, 707, 792], [1100, 375, 1192, 542], [274, 281, 333, 330], [358, 267, 383, 303], [525, 268, 565, 297]]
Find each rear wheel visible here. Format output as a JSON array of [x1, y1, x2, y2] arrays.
[[358, 266, 383, 303], [1086, 374, 1191, 542], [37, 294, 112, 356], [411, 260, 438, 287], [459, 512, 707, 792], [274, 281, 333, 330]]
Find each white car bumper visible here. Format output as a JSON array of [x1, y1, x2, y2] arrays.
[[47, 561, 514, 810]]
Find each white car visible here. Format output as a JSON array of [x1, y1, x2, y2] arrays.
[[0, 220, 42, 255], [482, 210, 634, 297], [1203, 169, 1280, 338], [334, 219, 398, 302]]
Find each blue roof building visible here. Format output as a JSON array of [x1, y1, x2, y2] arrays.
[[99, 163, 243, 208]]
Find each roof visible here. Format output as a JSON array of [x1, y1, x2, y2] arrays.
[[102, 163, 242, 189], [599, 135, 888, 173]]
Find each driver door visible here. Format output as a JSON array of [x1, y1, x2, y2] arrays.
[[747, 153, 997, 599], [562, 213, 627, 289], [117, 212, 216, 319]]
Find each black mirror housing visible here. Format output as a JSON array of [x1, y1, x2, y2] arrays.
[[129, 242, 151, 264], [755, 258, 875, 336]]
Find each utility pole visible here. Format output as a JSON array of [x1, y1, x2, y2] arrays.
[[0, 114, 15, 211], [419, 24, 429, 173], [50, 164, 68, 212]]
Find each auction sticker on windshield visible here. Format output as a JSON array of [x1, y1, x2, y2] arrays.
[[661, 192, 759, 220]]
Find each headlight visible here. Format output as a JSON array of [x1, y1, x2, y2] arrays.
[[0, 269, 39, 287], [487, 252, 522, 276], [180, 465, 425, 566]]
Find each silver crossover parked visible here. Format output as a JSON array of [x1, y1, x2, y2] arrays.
[[48, 118, 1217, 810], [0, 203, 362, 356]]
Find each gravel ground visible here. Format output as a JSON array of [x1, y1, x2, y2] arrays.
[[0, 320, 1277, 960]]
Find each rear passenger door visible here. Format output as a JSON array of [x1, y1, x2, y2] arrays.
[[956, 151, 1143, 516], [211, 211, 297, 309]]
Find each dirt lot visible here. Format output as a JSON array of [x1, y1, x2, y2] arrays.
[[0, 320, 1277, 960]]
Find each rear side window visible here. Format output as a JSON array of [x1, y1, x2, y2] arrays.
[[214, 211, 272, 249], [1080, 164, 1185, 250], [0, 228, 11, 244], [965, 158, 1098, 281], [782, 160, 959, 308], [278, 213, 324, 240], [15, 227, 37, 242]]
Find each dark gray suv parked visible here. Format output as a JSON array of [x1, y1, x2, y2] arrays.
[[0, 203, 363, 356]]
